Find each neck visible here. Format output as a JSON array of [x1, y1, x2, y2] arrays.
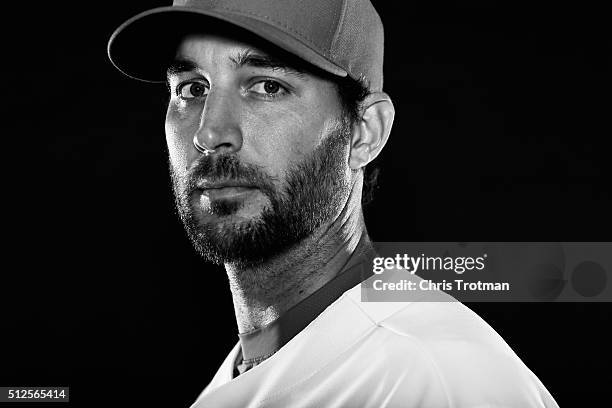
[[225, 189, 371, 333]]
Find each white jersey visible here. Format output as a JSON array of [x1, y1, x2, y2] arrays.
[[190, 278, 559, 408]]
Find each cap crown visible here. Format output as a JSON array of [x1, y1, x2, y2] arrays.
[[173, 0, 384, 90]]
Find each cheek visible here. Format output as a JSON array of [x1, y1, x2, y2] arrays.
[[243, 108, 323, 177], [165, 105, 198, 172]]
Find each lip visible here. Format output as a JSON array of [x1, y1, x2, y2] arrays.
[[198, 184, 259, 200], [196, 179, 255, 189]]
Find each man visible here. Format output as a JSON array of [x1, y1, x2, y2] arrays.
[[108, 0, 560, 406]]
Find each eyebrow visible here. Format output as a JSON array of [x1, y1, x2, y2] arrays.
[[166, 50, 306, 80], [166, 58, 199, 79], [229, 50, 306, 78]]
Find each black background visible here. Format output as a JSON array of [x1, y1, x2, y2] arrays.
[[2, 0, 610, 407]]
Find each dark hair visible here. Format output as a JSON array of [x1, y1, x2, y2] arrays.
[[335, 76, 380, 207]]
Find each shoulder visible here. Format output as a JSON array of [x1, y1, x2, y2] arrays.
[[340, 280, 559, 407]]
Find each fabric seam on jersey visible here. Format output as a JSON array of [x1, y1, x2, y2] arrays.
[[345, 296, 454, 408], [376, 321, 455, 408], [347, 295, 415, 326], [254, 327, 380, 407], [253, 318, 380, 406]]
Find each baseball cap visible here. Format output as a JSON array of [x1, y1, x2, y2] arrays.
[[107, 0, 384, 91]]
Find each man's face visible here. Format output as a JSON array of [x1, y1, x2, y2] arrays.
[[166, 33, 354, 267]]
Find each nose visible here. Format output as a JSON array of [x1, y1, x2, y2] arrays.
[[193, 89, 243, 155]]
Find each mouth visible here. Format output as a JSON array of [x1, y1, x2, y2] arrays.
[[196, 181, 259, 200]]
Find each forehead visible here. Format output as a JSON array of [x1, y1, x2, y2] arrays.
[[176, 33, 253, 62]]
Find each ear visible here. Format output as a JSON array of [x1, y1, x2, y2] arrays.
[[349, 92, 395, 170]]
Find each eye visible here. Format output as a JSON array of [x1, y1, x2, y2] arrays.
[[177, 81, 209, 100], [249, 80, 287, 97]]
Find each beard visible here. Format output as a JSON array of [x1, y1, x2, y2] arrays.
[[171, 117, 353, 268]]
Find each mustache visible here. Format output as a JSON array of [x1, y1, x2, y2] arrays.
[[184, 154, 276, 195]]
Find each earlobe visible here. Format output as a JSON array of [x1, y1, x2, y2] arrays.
[[349, 92, 395, 170]]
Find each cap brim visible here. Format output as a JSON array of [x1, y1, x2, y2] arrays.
[[108, 6, 348, 83]]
